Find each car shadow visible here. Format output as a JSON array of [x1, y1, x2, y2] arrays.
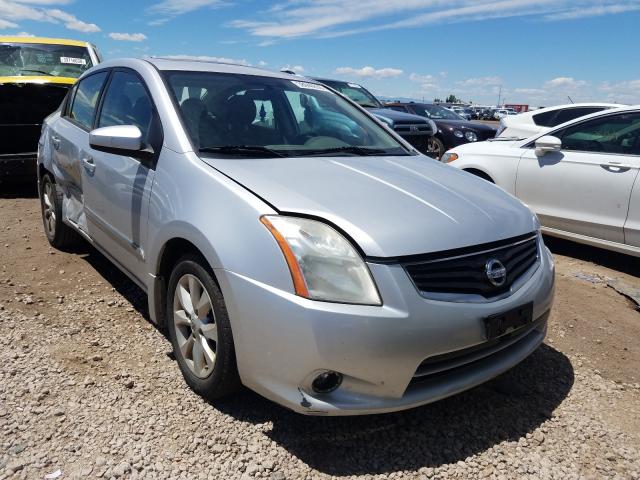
[[0, 181, 38, 199], [210, 345, 573, 476], [544, 235, 640, 277], [72, 241, 574, 476]]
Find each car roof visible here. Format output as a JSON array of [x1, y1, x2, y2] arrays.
[[143, 56, 302, 81], [0, 36, 89, 47]]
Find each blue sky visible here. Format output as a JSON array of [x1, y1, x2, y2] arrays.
[[2, 0, 640, 106]]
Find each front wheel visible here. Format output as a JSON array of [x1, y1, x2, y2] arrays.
[[166, 255, 241, 400], [427, 137, 446, 160]]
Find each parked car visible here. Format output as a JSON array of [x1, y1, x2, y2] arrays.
[[497, 103, 622, 138], [38, 57, 554, 415], [386, 102, 497, 159], [445, 106, 640, 256], [493, 109, 510, 120], [451, 106, 471, 120], [312, 77, 436, 154], [0, 36, 101, 183]]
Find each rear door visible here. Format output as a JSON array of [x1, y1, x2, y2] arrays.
[[50, 70, 109, 232], [517, 112, 640, 243], [81, 68, 161, 284]]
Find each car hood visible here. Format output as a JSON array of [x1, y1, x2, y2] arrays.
[[202, 155, 536, 258], [435, 119, 496, 132], [366, 107, 429, 124]]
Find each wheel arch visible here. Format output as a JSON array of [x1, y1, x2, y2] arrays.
[[463, 168, 495, 183]]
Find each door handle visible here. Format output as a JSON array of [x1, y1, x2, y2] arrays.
[[601, 162, 630, 172], [52, 136, 61, 150], [81, 156, 96, 175]]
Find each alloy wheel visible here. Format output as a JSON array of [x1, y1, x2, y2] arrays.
[[42, 181, 56, 237], [173, 274, 218, 378], [427, 138, 443, 160]]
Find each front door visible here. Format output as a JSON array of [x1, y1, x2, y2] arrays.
[[81, 69, 160, 284], [517, 112, 640, 243]]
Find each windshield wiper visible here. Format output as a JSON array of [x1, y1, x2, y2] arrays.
[[293, 146, 391, 157], [20, 69, 53, 76], [198, 146, 287, 158]]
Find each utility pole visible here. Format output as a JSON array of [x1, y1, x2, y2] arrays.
[[497, 85, 502, 107]]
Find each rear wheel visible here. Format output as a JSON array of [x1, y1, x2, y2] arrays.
[[166, 255, 241, 400], [39, 173, 81, 249]]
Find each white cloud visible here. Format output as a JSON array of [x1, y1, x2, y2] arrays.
[[456, 76, 502, 87], [544, 77, 587, 89], [409, 73, 435, 83], [545, 3, 640, 21], [334, 65, 403, 79], [161, 54, 250, 66], [0, 18, 17, 28], [147, 0, 227, 24], [230, 0, 637, 40], [109, 32, 148, 42], [281, 64, 305, 73], [0, 1, 100, 32]]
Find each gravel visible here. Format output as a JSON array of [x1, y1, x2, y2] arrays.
[[1, 195, 639, 479]]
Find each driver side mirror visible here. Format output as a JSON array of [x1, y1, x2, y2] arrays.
[[535, 135, 562, 157], [89, 125, 143, 153]]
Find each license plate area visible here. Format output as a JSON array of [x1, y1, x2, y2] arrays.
[[484, 302, 533, 340]]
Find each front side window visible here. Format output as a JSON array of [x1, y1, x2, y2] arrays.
[[0, 42, 93, 78], [68, 71, 108, 130], [165, 71, 409, 158], [557, 113, 640, 155], [98, 71, 154, 142]]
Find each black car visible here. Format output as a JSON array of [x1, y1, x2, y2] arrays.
[[313, 78, 436, 154], [386, 102, 497, 160]]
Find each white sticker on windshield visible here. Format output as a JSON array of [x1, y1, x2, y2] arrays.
[[291, 80, 328, 92], [60, 57, 87, 65]]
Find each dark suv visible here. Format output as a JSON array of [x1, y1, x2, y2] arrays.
[[313, 78, 435, 154], [386, 102, 497, 160]]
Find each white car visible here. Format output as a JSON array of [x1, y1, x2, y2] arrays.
[[444, 106, 640, 256], [497, 103, 622, 138], [493, 109, 510, 120]]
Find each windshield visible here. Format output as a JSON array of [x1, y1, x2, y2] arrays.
[[0, 43, 93, 78], [165, 71, 408, 158], [317, 80, 383, 109], [410, 104, 466, 121]]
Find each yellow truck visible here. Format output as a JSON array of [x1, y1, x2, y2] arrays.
[[0, 36, 101, 183]]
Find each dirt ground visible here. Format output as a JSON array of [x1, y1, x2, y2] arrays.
[[1, 184, 639, 479]]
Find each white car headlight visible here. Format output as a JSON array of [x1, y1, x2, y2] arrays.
[[441, 152, 458, 163], [453, 130, 464, 138], [464, 131, 478, 142], [261, 216, 381, 305]]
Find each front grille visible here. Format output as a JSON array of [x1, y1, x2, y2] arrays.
[[394, 124, 431, 135], [403, 234, 539, 298]]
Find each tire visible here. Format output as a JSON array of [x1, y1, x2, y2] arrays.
[[427, 136, 446, 160], [166, 254, 241, 400], [466, 169, 495, 183], [39, 173, 81, 249]]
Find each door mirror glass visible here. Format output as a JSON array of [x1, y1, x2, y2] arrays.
[[89, 125, 143, 152], [535, 135, 562, 156]]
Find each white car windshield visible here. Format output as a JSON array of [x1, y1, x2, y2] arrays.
[[0, 42, 92, 78], [165, 71, 409, 158]]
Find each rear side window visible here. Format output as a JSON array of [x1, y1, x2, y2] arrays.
[[68, 71, 108, 130], [98, 71, 155, 142], [552, 107, 605, 127], [532, 110, 556, 127]]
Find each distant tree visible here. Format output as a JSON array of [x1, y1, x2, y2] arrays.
[[445, 94, 461, 103], [433, 97, 442, 103]]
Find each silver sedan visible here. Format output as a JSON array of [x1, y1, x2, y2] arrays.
[[37, 57, 555, 415]]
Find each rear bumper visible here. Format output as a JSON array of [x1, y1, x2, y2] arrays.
[[0, 153, 37, 181]]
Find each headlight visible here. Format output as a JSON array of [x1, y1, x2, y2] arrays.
[[261, 216, 381, 305], [441, 152, 458, 163], [464, 131, 478, 142], [453, 130, 464, 138], [532, 212, 541, 233], [374, 115, 394, 128]]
